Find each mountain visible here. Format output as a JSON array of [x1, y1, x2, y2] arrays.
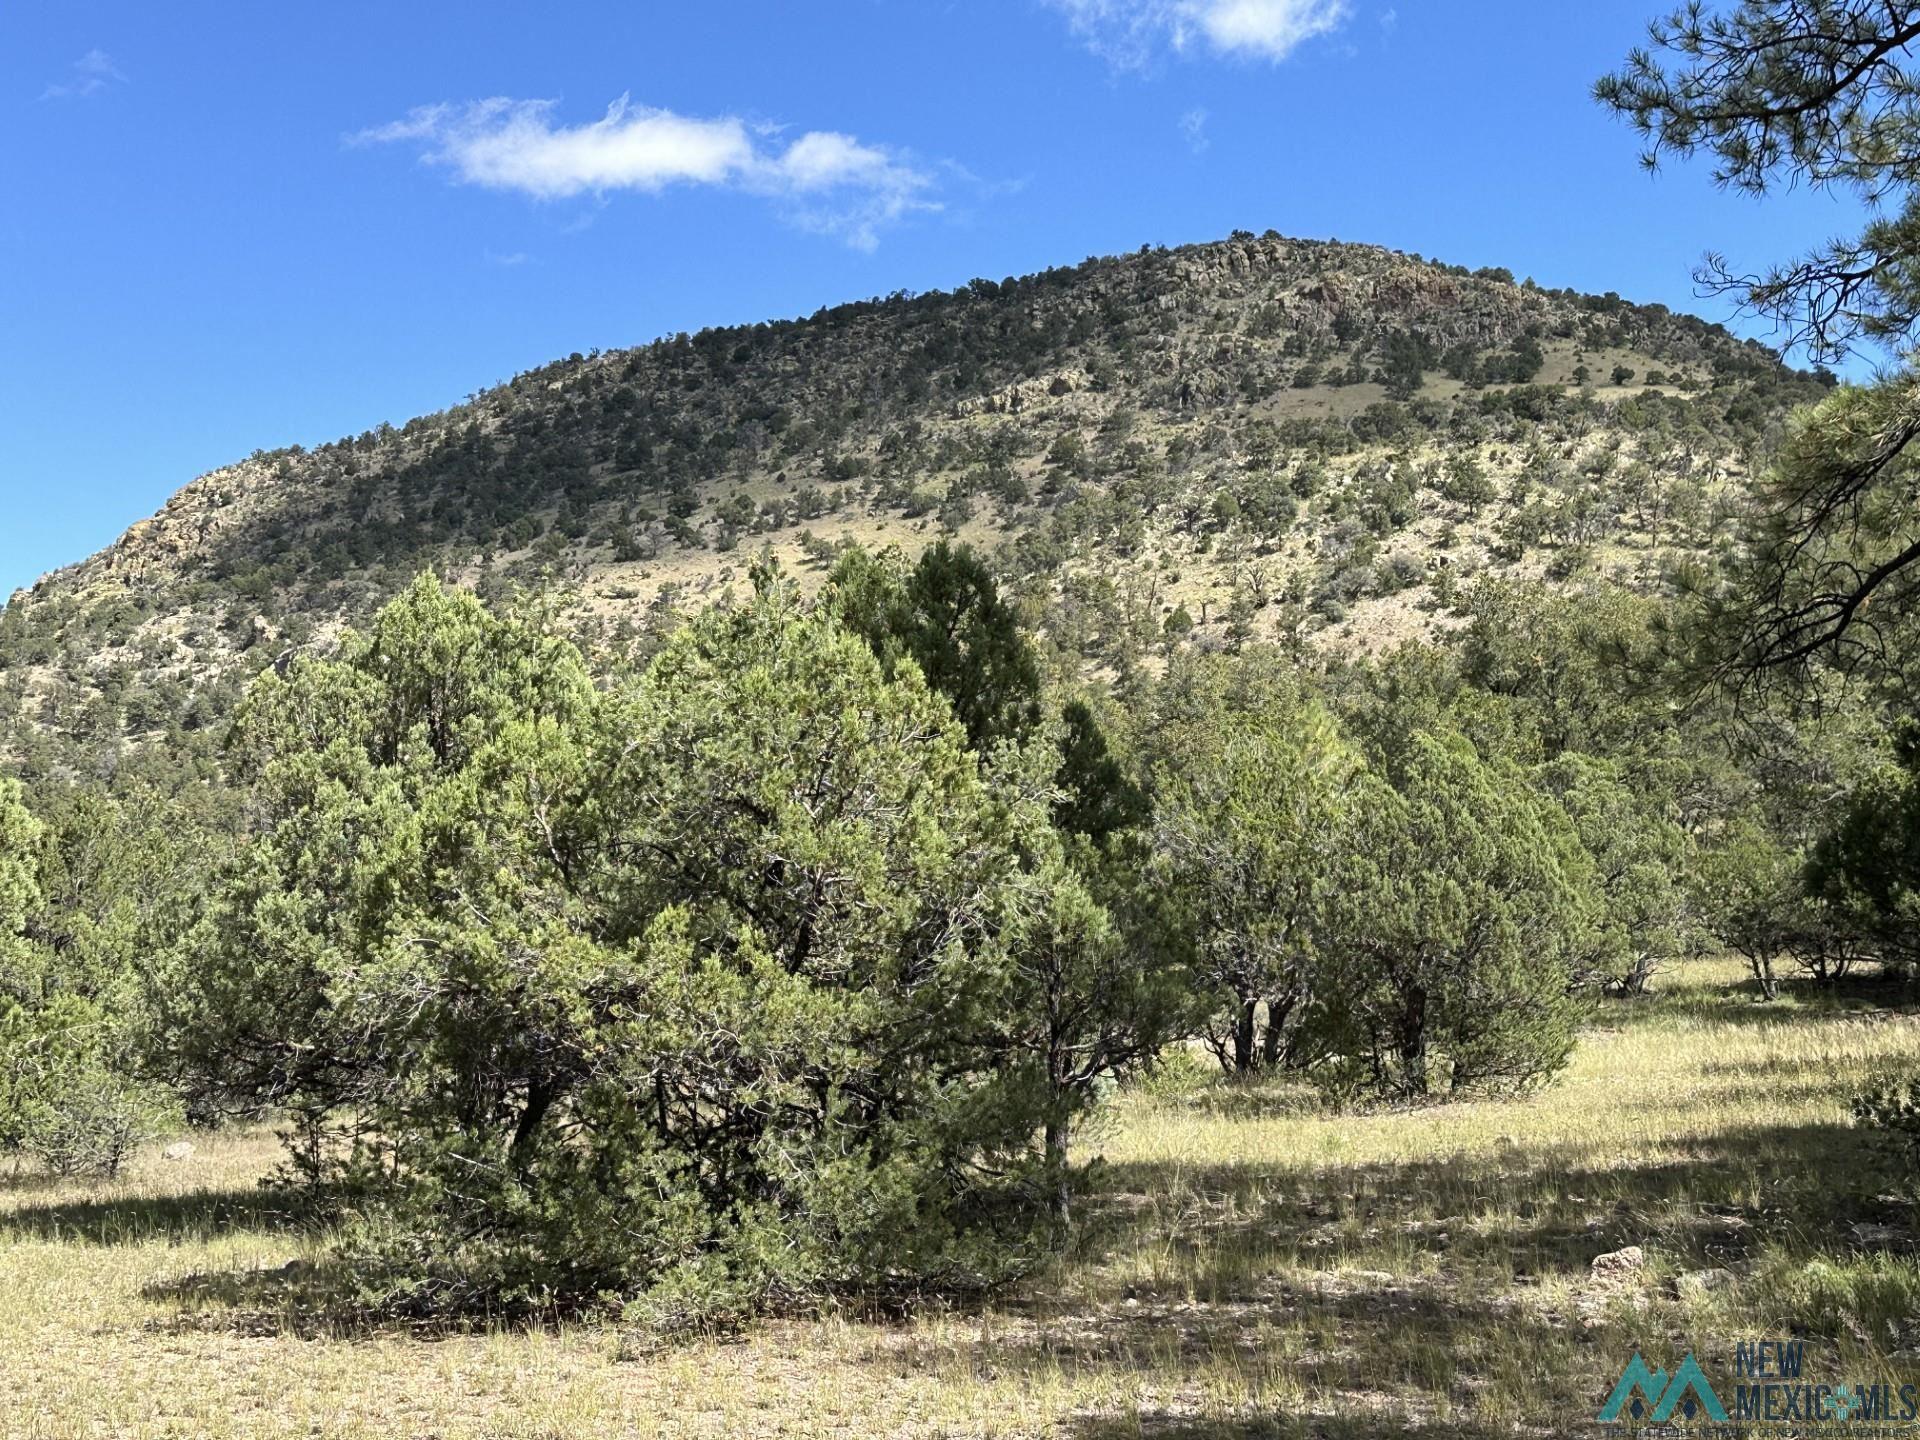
[[0, 231, 1829, 774]]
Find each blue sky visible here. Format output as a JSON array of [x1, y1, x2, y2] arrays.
[[0, 1, 1872, 598]]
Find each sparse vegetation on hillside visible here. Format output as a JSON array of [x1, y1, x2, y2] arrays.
[[0, 233, 1832, 782]]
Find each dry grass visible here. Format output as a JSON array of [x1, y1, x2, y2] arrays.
[[3, 957, 1916, 1438]]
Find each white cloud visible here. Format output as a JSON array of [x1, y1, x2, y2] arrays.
[[1047, 0, 1348, 66], [356, 95, 936, 250], [41, 49, 126, 101]]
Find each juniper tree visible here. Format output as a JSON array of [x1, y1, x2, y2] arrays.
[[172, 573, 1173, 1319], [1539, 753, 1700, 995], [1805, 721, 1920, 976], [152, 572, 602, 1156], [1694, 816, 1807, 999], [1315, 731, 1597, 1097], [0, 781, 182, 1174], [1150, 697, 1359, 1074], [1004, 840, 1190, 1223], [0, 783, 44, 1151]]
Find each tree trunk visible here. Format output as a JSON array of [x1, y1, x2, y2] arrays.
[[1262, 987, 1301, 1069], [1613, 951, 1655, 997], [509, 1077, 556, 1178], [1398, 987, 1429, 1096], [1044, 1118, 1071, 1226], [1232, 996, 1258, 1073]]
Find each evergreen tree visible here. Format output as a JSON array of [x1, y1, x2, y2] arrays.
[[1151, 696, 1360, 1073], [169, 574, 1174, 1320], [1602, 3, 1920, 680], [1539, 753, 1700, 995], [1316, 731, 1596, 1097], [827, 541, 1042, 751], [0, 780, 181, 1174], [1806, 722, 1920, 976]]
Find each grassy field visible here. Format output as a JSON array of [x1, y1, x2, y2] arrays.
[[3, 957, 1916, 1439]]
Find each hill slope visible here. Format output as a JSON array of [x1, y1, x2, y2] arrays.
[[0, 231, 1828, 771]]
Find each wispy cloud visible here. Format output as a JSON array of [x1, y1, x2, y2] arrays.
[[41, 49, 126, 101], [1180, 107, 1211, 153], [355, 95, 937, 251], [1046, 0, 1348, 67]]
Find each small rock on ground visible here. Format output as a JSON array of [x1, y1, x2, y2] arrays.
[[1675, 1268, 1736, 1299], [1591, 1245, 1645, 1279]]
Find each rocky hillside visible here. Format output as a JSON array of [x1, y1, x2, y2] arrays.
[[0, 231, 1829, 774]]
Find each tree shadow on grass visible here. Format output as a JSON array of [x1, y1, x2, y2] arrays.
[[116, 1122, 1888, 1369], [1063, 1409, 1546, 1439], [1607, 967, 1920, 1032], [0, 1185, 308, 1247], [142, 1261, 516, 1339], [1079, 1118, 1878, 1300], [1148, 1083, 1335, 1124], [142, 1248, 618, 1340], [860, 1273, 1633, 1438], [851, 1123, 1884, 1437], [1702, 1047, 1920, 1086], [950, 1093, 1914, 1432]]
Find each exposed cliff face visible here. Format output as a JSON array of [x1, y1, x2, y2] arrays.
[[0, 231, 1823, 772], [91, 460, 280, 585]]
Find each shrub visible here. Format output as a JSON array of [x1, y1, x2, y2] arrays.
[[1539, 754, 1697, 995], [1855, 1072, 1920, 1199], [19, 1068, 176, 1179], [1152, 698, 1359, 1075], [1128, 1043, 1211, 1100]]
